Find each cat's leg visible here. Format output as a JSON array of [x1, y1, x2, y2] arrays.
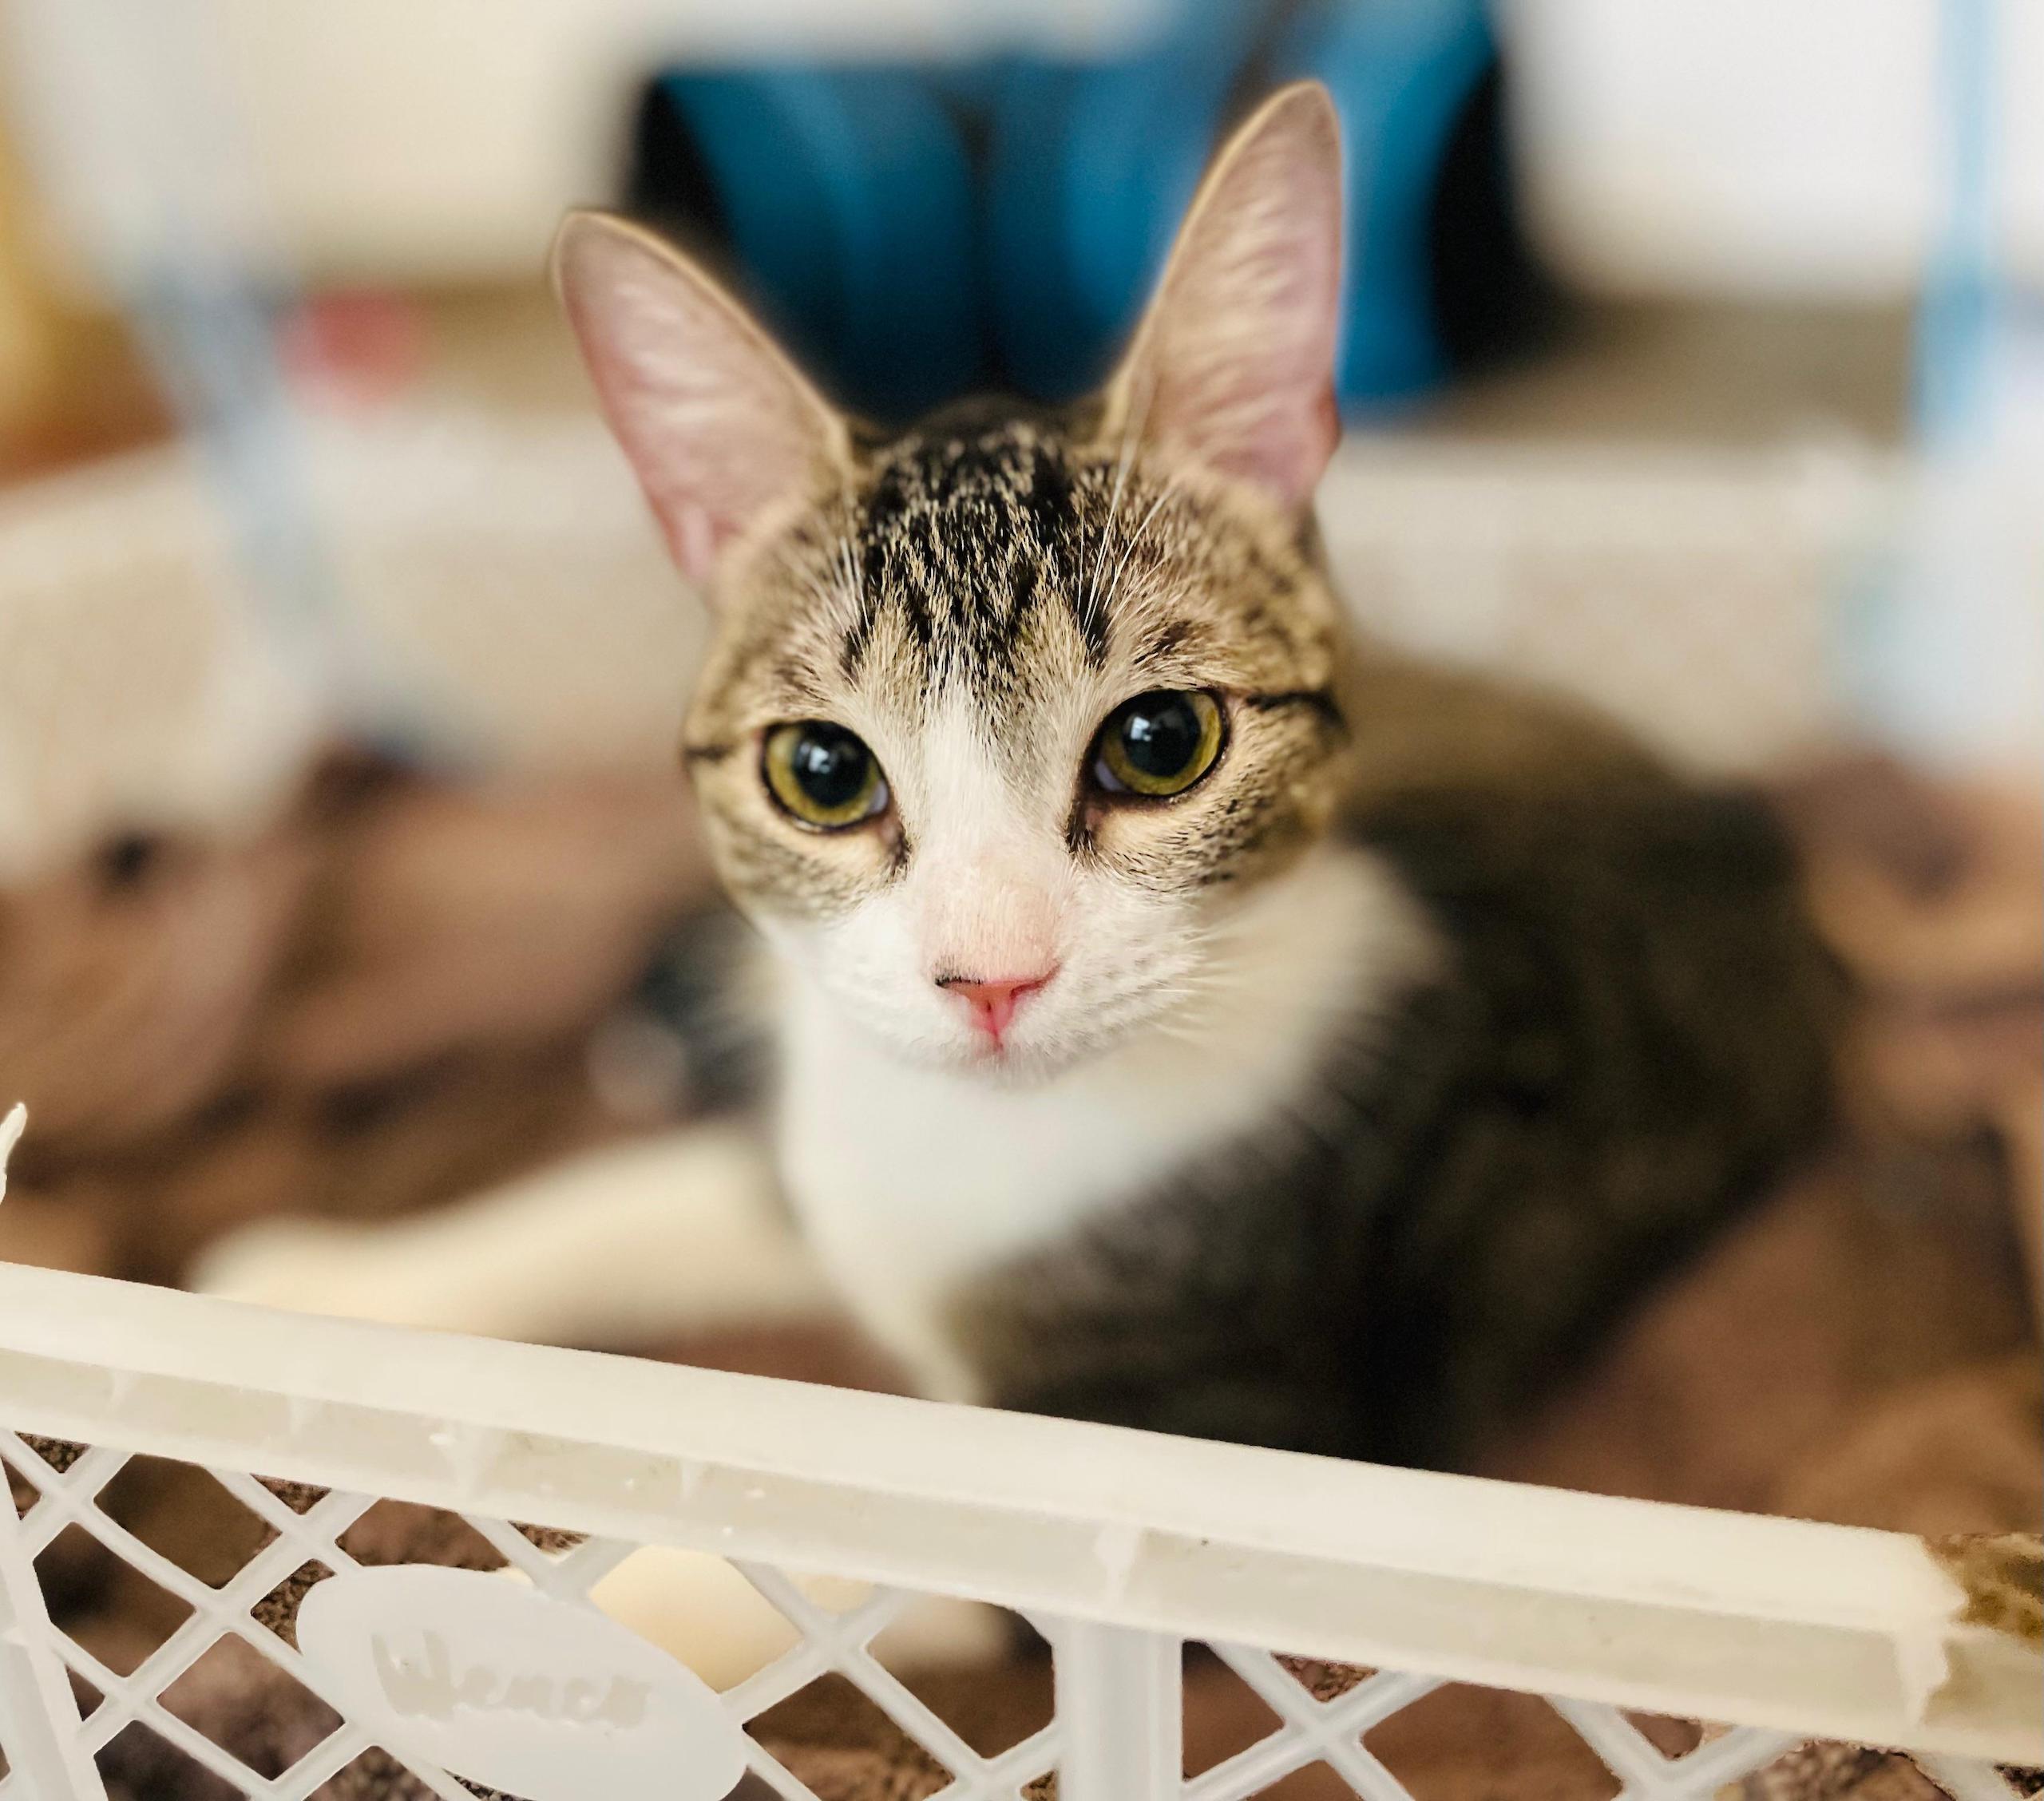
[[196, 1125, 1010, 1680], [586, 1550, 1009, 1688], [189, 1122, 830, 1343]]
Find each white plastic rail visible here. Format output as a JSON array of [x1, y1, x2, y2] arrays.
[[0, 1256, 2034, 1801]]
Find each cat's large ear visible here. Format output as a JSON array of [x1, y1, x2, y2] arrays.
[[1103, 82, 1345, 513], [553, 211, 850, 587]]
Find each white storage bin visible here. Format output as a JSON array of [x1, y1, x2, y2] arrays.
[[0, 1235, 2034, 1801]]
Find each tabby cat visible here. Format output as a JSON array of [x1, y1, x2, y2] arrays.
[[209, 84, 1842, 1474], [541, 81, 1843, 1466]]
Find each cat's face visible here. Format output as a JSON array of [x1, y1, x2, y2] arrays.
[[679, 422, 1350, 1076], [559, 85, 1350, 1080]]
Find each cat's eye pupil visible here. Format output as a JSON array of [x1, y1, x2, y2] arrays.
[[1091, 690, 1223, 799], [1118, 695, 1202, 778], [790, 726, 869, 809]]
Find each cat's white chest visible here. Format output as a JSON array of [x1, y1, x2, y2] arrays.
[[770, 849, 1437, 1396], [776, 1015, 1268, 1393]]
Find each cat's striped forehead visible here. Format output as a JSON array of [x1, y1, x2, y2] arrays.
[[702, 410, 1335, 731], [842, 419, 1108, 688]]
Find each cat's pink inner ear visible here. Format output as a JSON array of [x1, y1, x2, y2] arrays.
[[1111, 84, 1345, 513], [554, 212, 845, 588]]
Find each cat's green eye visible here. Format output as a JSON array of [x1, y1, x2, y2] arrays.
[[763, 722, 889, 829], [1091, 691, 1225, 798]]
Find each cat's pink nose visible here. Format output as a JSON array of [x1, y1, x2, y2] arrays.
[[937, 970, 1055, 1044]]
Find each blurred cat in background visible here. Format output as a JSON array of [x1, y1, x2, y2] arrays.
[[203, 84, 1841, 1474]]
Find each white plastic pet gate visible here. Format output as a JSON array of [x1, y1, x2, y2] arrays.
[[0, 1257, 2035, 1801]]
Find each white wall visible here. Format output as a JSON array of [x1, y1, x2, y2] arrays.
[[15, 0, 2040, 297], [2, 0, 1166, 290], [1502, 0, 2044, 298]]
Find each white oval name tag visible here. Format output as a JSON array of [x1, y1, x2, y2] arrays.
[[298, 1565, 748, 1801]]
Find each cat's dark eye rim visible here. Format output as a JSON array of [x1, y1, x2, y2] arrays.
[[1087, 690, 1228, 802], [761, 721, 891, 831]]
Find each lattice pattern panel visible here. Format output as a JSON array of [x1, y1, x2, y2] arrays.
[[0, 1434, 1060, 1800], [2, 1432, 2028, 1801], [1178, 1646, 1802, 1801]]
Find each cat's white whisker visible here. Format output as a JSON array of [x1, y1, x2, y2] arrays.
[[1086, 369, 1155, 623], [1099, 481, 1179, 616]]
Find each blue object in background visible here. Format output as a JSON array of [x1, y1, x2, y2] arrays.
[[987, 0, 1498, 407], [636, 0, 1525, 424], [983, 6, 1272, 402], [652, 67, 983, 420], [1278, 0, 1498, 403]]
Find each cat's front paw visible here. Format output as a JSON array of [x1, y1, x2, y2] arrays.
[[190, 1217, 445, 1327]]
